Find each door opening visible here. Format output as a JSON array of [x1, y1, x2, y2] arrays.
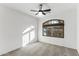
[[22, 26, 35, 47]]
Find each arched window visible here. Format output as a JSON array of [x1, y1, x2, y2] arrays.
[[43, 19, 64, 38]]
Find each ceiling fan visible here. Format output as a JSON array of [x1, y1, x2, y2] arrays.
[[30, 4, 51, 15]]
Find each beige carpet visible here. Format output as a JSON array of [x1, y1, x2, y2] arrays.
[[2, 42, 78, 56]]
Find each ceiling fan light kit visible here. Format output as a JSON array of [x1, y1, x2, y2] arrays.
[[31, 3, 51, 16]]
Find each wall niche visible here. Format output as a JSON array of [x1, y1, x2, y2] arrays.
[[42, 19, 64, 38]]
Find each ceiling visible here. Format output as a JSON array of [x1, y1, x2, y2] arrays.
[[0, 3, 77, 18]]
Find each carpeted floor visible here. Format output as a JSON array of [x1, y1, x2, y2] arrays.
[[2, 42, 79, 56]]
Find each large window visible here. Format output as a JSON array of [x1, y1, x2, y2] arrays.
[[43, 19, 64, 38]]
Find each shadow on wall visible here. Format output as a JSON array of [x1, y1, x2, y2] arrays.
[[22, 25, 35, 47]]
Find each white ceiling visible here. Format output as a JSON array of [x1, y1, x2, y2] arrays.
[[0, 3, 77, 18]]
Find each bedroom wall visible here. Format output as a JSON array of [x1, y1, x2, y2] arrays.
[[0, 6, 38, 55], [77, 4, 79, 53], [38, 7, 77, 49]]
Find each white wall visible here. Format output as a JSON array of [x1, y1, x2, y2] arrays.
[[0, 6, 38, 55], [38, 7, 77, 49], [77, 4, 79, 52]]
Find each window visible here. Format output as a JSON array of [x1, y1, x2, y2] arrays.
[[43, 19, 64, 38]]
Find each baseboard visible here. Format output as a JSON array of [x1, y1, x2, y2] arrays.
[[0, 47, 21, 56], [39, 41, 76, 50]]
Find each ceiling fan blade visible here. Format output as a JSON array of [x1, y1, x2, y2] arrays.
[[43, 9, 51, 12], [42, 12, 46, 15], [30, 10, 38, 12], [35, 12, 39, 15]]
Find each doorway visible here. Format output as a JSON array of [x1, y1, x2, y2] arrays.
[[22, 26, 35, 47]]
